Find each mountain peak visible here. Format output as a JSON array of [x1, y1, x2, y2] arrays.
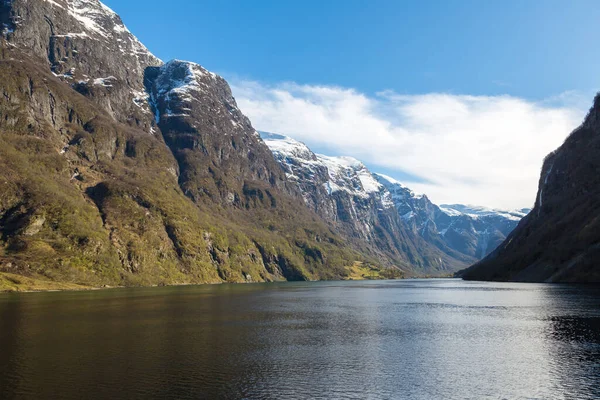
[[260, 132, 316, 162], [374, 173, 424, 199], [439, 204, 529, 221], [42, 0, 160, 62], [5, 0, 162, 131]]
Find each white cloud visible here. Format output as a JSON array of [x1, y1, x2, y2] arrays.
[[230, 79, 589, 209]]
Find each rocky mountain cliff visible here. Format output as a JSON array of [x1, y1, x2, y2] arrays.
[[460, 94, 600, 283], [0, 0, 389, 288], [2, 0, 161, 131], [1, 0, 488, 290], [261, 132, 468, 273], [262, 132, 527, 271], [146, 60, 292, 205]]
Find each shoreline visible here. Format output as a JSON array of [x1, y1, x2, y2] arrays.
[[0, 271, 451, 295]]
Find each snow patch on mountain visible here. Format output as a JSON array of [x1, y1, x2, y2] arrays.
[[318, 155, 382, 198], [92, 76, 116, 87], [261, 131, 529, 260], [439, 206, 463, 217], [374, 173, 424, 199], [262, 133, 314, 160], [261, 131, 531, 262], [440, 204, 528, 222], [262, 133, 389, 203], [43, 0, 65, 9], [45, 0, 160, 62], [42, 0, 156, 59], [152, 60, 233, 123]]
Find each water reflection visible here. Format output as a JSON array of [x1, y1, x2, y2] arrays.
[[540, 285, 600, 400], [0, 280, 598, 399]]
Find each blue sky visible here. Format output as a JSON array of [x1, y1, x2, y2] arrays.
[[104, 0, 599, 209], [106, 0, 600, 100]]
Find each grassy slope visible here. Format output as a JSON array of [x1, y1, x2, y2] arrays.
[[0, 272, 91, 292]]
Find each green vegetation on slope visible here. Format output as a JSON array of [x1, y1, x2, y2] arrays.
[[0, 51, 403, 290]]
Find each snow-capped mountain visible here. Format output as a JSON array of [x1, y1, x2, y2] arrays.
[[0, 0, 536, 287], [263, 132, 529, 263], [5, 0, 162, 132], [262, 132, 394, 240], [145, 62, 288, 203], [261, 132, 469, 272], [375, 174, 530, 259], [0, 0, 383, 285], [440, 204, 530, 221]]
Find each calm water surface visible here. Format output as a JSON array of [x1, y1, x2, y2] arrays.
[[0, 279, 599, 399]]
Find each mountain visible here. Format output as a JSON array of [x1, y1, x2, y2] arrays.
[[261, 132, 470, 273], [438, 205, 530, 257], [374, 173, 529, 260], [3, 0, 161, 131], [261, 132, 527, 271], [0, 0, 403, 289], [0, 0, 531, 290], [460, 94, 600, 283]]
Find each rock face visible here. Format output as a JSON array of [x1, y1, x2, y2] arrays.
[[147, 62, 289, 204], [461, 94, 600, 283], [375, 174, 528, 260], [0, 0, 530, 287], [2, 0, 162, 131], [262, 132, 394, 242], [438, 205, 529, 257]]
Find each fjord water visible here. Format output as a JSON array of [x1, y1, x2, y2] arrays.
[[0, 280, 598, 400]]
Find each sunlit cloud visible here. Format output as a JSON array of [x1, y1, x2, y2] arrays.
[[230, 79, 589, 209]]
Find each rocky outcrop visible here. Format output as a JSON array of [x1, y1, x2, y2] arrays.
[[460, 94, 600, 283], [262, 132, 395, 242], [262, 133, 529, 272], [146, 62, 289, 204], [437, 205, 529, 258]]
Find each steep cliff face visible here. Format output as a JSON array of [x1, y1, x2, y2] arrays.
[[2, 0, 161, 131], [147, 62, 289, 204], [264, 132, 403, 270], [0, 0, 533, 288], [461, 94, 600, 283], [261, 132, 528, 270], [262, 132, 393, 241], [0, 0, 388, 288], [261, 133, 474, 273]]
